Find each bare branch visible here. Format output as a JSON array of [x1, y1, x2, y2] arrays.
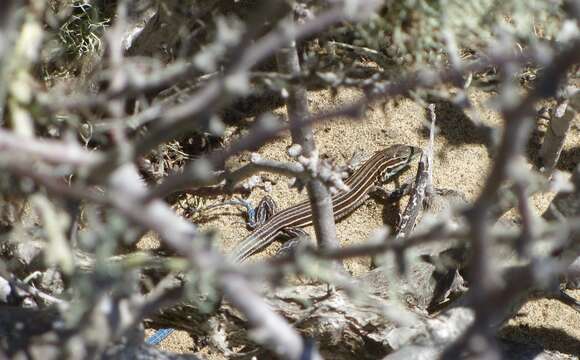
[[276, 15, 341, 273], [539, 86, 580, 172]]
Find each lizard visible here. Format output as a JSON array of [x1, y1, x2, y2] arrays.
[[146, 144, 421, 346], [230, 144, 422, 263]]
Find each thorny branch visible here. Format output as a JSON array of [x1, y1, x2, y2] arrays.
[[276, 13, 342, 267]]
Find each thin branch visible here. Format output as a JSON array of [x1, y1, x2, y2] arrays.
[[276, 14, 341, 267], [221, 273, 323, 360], [107, 164, 316, 358], [227, 154, 306, 184], [0, 128, 103, 168], [539, 86, 579, 172]]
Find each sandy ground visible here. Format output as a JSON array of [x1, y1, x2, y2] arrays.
[[140, 87, 580, 358]]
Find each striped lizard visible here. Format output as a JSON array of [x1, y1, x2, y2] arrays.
[[230, 144, 422, 263]]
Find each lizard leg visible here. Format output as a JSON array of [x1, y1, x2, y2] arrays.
[[346, 148, 368, 174], [251, 195, 277, 228], [558, 289, 580, 312], [275, 227, 312, 258], [370, 181, 414, 202], [228, 195, 277, 229]]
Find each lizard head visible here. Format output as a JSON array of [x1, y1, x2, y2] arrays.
[[380, 144, 422, 181]]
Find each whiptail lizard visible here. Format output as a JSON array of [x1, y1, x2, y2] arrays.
[[230, 144, 422, 262], [146, 144, 420, 346]]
